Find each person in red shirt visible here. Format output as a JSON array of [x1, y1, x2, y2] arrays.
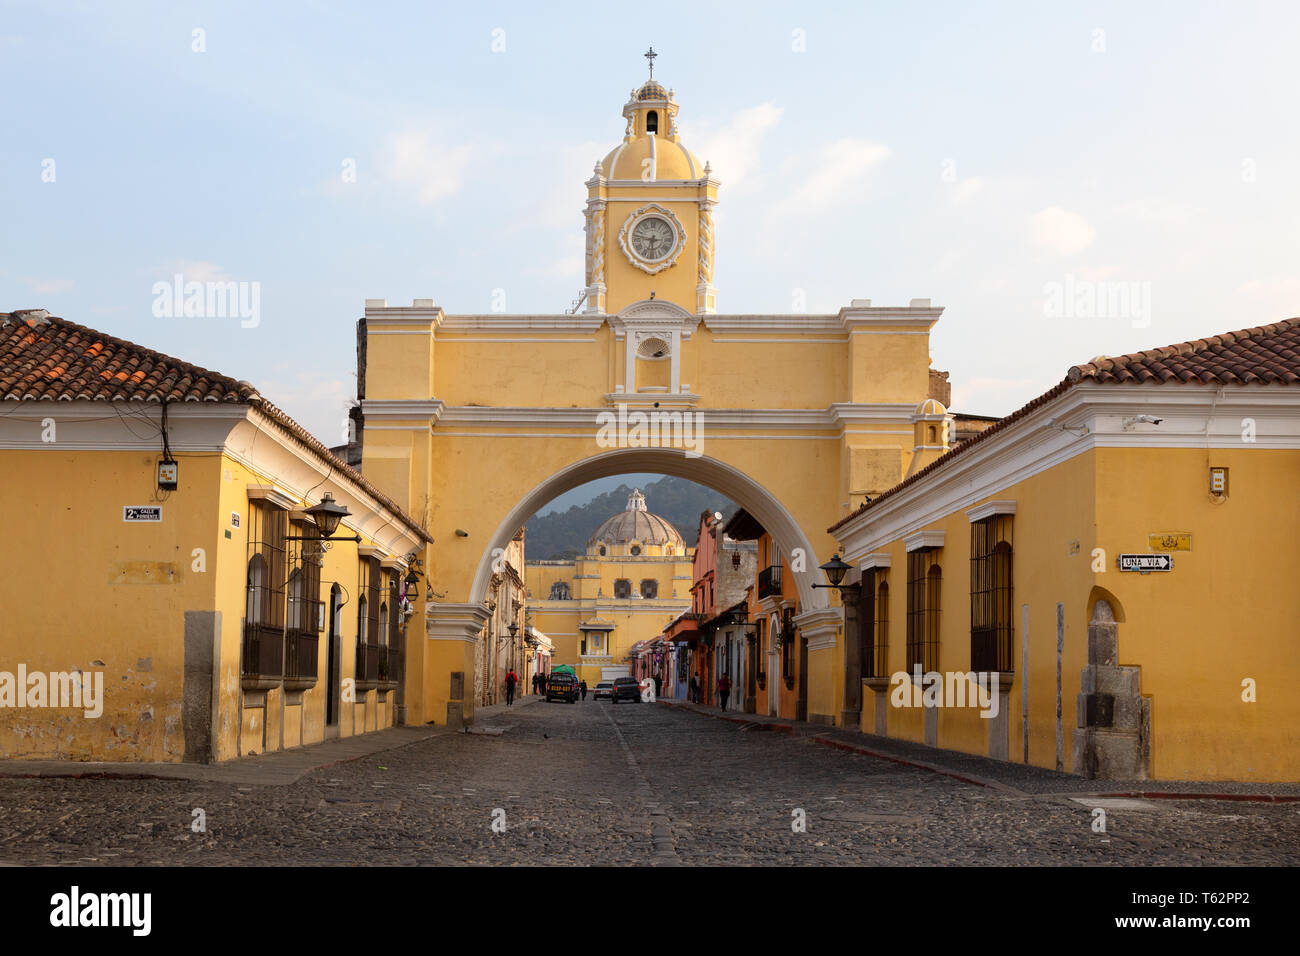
[[717, 673, 732, 711], [504, 670, 518, 706]]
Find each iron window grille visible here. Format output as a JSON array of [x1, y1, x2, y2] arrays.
[[243, 500, 287, 681], [906, 550, 942, 674], [284, 519, 321, 683], [857, 568, 889, 680], [614, 578, 632, 599], [875, 579, 890, 678], [758, 563, 782, 599], [355, 557, 381, 685], [640, 578, 658, 599], [970, 514, 1014, 673]]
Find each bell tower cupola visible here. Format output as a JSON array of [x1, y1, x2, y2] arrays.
[[583, 49, 719, 316]]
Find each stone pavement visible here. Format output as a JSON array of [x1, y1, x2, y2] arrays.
[[664, 699, 1300, 799], [0, 697, 1296, 866]]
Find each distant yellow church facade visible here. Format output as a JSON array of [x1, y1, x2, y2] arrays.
[[359, 65, 947, 728], [526, 490, 693, 686]]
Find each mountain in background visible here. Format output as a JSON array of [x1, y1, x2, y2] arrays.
[[525, 475, 738, 561]]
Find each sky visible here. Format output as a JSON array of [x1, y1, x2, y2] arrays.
[[4, 0, 1299, 447]]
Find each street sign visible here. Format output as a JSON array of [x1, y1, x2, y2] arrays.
[[1119, 553, 1172, 572], [123, 506, 162, 522]]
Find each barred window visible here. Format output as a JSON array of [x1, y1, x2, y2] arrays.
[[857, 569, 886, 679], [971, 515, 1014, 672], [614, 578, 632, 599], [640, 578, 658, 599], [906, 550, 941, 674], [875, 579, 889, 677], [243, 499, 287, 679]]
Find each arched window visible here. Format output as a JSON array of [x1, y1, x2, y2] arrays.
[[907, 552, 941, 674], [875, 580, 890, 677], [358, 595, 368, 645], [925, 565, 942, 672], [246, 555, 268, 625], [286, 568, 304, 631], [647, 110, 658, 134], [971, 514, 1014, 672], [640, 579, 658, 599], [598, 545, 607, 556], [379, 602, 389, 648]]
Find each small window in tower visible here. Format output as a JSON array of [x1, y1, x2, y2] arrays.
[[647, 110, 658, 134]]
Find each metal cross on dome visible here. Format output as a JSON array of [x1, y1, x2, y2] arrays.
[[644, 46, 657, 79]]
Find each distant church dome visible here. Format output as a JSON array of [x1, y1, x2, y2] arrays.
[[587, 489, 684, 551]]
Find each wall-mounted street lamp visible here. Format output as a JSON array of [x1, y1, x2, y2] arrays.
[[287, 492, 362, 544], [813, 554, 860, 594]]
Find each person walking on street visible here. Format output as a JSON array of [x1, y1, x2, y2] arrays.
[[689, 675, 700, 704], [653, 674, 662, 698], [580, 680, 588, 701], [505, 669, 518, 706], [717, 672, 732, 711]]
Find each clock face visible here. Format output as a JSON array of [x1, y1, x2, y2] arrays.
[[630, 216, 676, 261]]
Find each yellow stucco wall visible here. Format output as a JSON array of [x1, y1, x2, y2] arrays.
[[849, 443, 1300, 782]]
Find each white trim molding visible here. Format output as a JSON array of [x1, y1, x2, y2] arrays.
[[966, 499, 1018, 522], [246, 484, 298, 511], [859, 552, 893, 570], [904, 530, 946, 552], [796, 607, 842, 651]]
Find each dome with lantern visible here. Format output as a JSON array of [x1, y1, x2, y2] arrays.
[[596, 54, 706, 182], [586, 489, 684, 556]]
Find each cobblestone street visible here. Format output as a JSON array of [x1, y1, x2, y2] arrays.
[[2, 699, 1297, 866]]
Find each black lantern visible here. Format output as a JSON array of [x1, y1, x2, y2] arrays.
[[813, 554, 859, 592], [508, 623, 519, 640], [306, 492, 350, 538], [404, 567, 420, 602]]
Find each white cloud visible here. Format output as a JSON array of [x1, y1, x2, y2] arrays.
[[1029, 206, 1096, 256], [690, 103, 784, 191], [788, 138, 890, 209], [257, 372, 355, 447], [387, 132, 475, 204], [22, 276, 75, 295], [950, 177, 988, 205], [164, 260, 233, 283]]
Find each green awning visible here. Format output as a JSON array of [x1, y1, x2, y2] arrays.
[[551, 664, 576, 675]]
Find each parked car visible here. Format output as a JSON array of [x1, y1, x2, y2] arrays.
[[593, 681, 615, 700], [610, 676, 642, 703], [545, 672, 579, 703]]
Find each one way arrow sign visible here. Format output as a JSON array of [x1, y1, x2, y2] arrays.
[[1119, 553, 1173, 572]]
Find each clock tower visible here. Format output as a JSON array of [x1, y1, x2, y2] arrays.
[[583, 52, 718, 316]]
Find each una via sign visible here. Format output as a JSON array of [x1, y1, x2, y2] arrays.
[[123, 506, 162, 522], [1119, 553, 1172, 572]]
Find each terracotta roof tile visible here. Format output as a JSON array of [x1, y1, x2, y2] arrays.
[[1, 310, 431, 543], [829, 315, 1300, 534]]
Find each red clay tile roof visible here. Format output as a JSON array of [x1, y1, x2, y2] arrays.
[[1066, 316, 1300, 386], [1, 310, 431, 542], [829, 315, 1300, 533]]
